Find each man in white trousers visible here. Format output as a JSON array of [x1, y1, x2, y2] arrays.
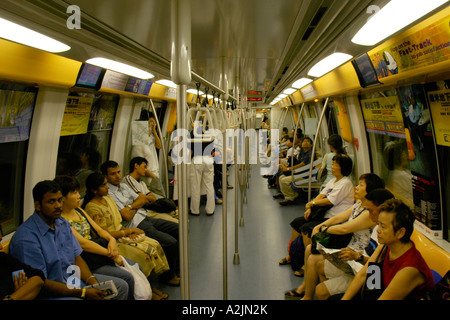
[[188, 120, 215, 216]]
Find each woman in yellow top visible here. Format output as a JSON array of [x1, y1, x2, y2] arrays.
[[81, 172, 171, 297]]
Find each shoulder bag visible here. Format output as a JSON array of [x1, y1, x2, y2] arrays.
[[360, 244, 388, 300]]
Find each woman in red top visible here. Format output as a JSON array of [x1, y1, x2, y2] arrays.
[[342, 199, 435, 300]]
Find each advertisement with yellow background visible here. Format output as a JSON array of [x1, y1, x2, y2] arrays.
[[60, 96, 93, 136], [428, 88, 450, 147], [369, 14, 450, 78], [361, 96, 405, 137]]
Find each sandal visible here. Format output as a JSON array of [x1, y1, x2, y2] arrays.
[[152, 288, 169, 300], [284, 288, 305, 300], [294, 269, 305, 277], [279, 257, 291, 265]]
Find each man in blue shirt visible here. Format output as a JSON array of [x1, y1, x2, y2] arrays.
[[9, 180, 128, 299]]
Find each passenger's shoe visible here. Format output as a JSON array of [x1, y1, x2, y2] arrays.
[[189, 211, 200, 216], [207, 211, 215, 216], [273, 193, 284, 199], [216, 198, 223, 204], [280, 199, 296, 206], [164, 276, 180, 287]]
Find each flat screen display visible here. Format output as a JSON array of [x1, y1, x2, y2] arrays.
[[75, 63, 105, 90], [352, 53, 381, 88]]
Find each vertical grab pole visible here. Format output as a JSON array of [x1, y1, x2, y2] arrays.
[[233, 134, 240, 265], [149, 99, 169, 198], [308, 98, 329, 201], [220, 57, 229, 300], [171, 0, 191, 300]]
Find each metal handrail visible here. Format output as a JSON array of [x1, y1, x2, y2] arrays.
[[308, 98, 329, 201], [149, 99, 169, 198]]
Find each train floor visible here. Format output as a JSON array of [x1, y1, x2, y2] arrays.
[[152, 164, 310, 300]]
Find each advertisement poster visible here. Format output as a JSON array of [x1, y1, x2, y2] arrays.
[[0, 89, 36, 143], [397, 84, 441, 236], [361, 96, 405, 138], [60, 96, 93, 136], [369, 14, 450, 79], [427, 88, 450, 147]]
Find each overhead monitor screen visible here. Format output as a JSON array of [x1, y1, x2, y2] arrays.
[[352, 53, 381, 88], [75, 63, 105, 90]]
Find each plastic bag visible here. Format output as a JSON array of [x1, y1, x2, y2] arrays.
[[117, 256, 152, 300]]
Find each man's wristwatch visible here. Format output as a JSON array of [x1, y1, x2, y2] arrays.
[[127, 204, 133, 210], [356, 254, 364, 262]]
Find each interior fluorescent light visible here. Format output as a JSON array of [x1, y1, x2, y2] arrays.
[[86, 57, 154, 79], [352, 0, 448, 46], [270, 101, 279, 105], [0, 17, 70, 53], [278, 94, 287, 99], [308, 53, 353, 77], [292, 78, 313, 89], [156, 79, 177, 88], [283, 88, 297, 95], [187, 89, 204, 95]]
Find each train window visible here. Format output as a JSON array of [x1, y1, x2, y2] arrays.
[[0, 84, 38, 235], [361, 82, 449, 241], [57, 92, 119, 197], [360, 89, 415, 206]]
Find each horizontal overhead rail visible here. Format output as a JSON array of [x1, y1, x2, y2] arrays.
[[191, 71, 238, 102]]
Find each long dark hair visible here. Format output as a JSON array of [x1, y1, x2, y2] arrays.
[[82, 172, 106, 209], [328, 134, 346, 154]]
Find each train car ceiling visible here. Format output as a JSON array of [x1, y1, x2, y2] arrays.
[[1, 0, 447, 104]]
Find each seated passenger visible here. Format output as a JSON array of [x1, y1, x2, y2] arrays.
[[269, 135, 301, 190], [342, 199, 435, 300], [321, 134, 347, 188], [279, 154, 354, 272], [285, 188, 394, 300], [8, 180, 129, 300], [82, 173, 171, 299], [54, 175, 144, 300], [277, 137, 314, 205], [123, 156, 177, 218], [1, 231, 45, 300], [101, 160, 178, 223], [99, 161, 180, 286]]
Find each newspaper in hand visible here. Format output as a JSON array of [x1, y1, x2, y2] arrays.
[[315, 243, 364, 275]]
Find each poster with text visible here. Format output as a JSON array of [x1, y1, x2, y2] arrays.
[[369, 14, 450, 79], [60, 96, 93, 136], [397, 84, 442, 235]]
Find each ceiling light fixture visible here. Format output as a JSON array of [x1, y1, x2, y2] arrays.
[[292, 78, 313, 89], [307, 52, 353, 77], [155, 79, 177, 88], [86, 57, 154, 79], [187, 89, 204, 95], [0, 17, 70, 53], [352, 0, 448, 46], [283, 88, 297, 95]]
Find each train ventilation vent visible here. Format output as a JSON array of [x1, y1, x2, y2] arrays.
[[302, 6, 328, 41]]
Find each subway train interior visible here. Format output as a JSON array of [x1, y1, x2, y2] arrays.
[[0, 0, 450, 303]]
